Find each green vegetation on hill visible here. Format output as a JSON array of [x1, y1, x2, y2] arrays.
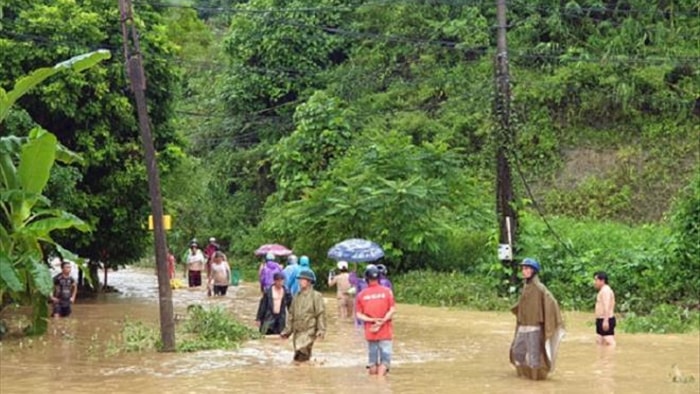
[[1, 0, 698, 334]]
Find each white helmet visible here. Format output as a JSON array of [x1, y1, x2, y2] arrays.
[[337, 261, 348, 270], [209, 237, 216, 242]]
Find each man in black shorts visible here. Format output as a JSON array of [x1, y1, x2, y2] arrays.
[[594, 271, 616, 346], [51, 261, 77, 318]]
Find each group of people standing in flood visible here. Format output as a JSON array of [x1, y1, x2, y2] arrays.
[[184, 238, 231, 296], [52, 234, 615, 380], [253, 252, 395, 374]]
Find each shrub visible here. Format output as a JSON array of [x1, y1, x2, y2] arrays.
[[516, 211, 691, 314], [621, 304, 700, 334], [109, 306, 259, 354], [393, 270, 512, 311], [178, 305, 260, 352], [121, 319, 159, 352]]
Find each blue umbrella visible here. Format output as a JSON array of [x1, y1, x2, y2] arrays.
[[327, 238, 384, 263]]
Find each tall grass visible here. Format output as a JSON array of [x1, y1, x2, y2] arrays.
[[393, 270, 512, 311], [110, 305, 259, 354]]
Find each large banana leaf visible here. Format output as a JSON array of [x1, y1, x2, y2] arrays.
[[30, 258, 53, 296], [28, 128, 83, 165], [0, 50, 111, 122], [25, 211, 90, 236], [18, 131, 56, 196], [0, 251, 22, 293]]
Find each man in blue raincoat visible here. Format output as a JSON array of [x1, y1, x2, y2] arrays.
[[288, 255, 313, 295], [283, 255, 298, 294]]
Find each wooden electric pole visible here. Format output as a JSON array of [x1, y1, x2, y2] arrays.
[[119, 0, 176, 351], [494, 0, 518, 285]]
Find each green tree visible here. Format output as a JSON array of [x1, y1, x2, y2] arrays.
[[0, 50, 109, 335], [1, 0, 184, 274], [270, 91, 353, 201], [667, 170, 700, 300], [260, 129, 492, 272]]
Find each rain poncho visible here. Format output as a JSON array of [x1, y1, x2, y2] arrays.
[[282, 263, 298, 294], [259, 261, 282, 291], [256, 285, 292, 335], [509, 276, 565, 380], [280, 287, 326, 361], [379, 276, 393, 290], [288, 259, 314, 295]]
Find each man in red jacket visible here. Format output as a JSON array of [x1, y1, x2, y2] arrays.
[[355, 265, 396, 376]]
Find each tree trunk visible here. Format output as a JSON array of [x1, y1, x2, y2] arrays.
[[103, 264, 108, 290]]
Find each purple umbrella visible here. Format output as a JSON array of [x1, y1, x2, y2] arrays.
[[255, 244, 293, 257]]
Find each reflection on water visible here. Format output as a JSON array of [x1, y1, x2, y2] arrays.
[[1, 268, 698, 393]]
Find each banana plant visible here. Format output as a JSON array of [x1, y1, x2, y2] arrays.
[[0, 50, 109, 335]]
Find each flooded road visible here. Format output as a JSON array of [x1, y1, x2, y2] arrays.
[[1, 268, 698, 393]]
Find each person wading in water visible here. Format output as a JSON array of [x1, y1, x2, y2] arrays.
[[280, 269, 326, 364], [593, 271, 616, 347], [510, 258, 565, 380], [256, 272, 292, 335]]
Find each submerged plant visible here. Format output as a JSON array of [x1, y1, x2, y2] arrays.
[[104, 306, 259, 355], [177, 304, 260, 352]]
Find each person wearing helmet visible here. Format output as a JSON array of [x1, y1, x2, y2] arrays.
[[186, 240, 206, 288], [359, 263, 376, 291], [510, 258, 565, 380], [280, 269, 326, 363], [376, 264, 393, 290], [283, 255, 299, 294], [356, 265, 396, 376], [328, 261, 353, 319]]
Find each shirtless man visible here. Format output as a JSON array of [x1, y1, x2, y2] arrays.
[[594, 271, 616, 347]]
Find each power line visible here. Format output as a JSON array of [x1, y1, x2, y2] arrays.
[[5, 29, 697, 66], [3, 15, 697, 66], [141, 0, 700, 18], [508, 147, 578, 257]]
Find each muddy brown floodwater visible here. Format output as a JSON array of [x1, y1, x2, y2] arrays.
[[1, 268, 698, 393]]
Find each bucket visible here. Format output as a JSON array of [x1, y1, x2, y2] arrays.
[[231, 268, 241, 286]]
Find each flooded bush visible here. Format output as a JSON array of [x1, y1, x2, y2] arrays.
[[620, 304, 700, 334], [177, 305, 260, 352], [122, 319, 159, 352], [110, 306, 259, 354], [393, 270, 512, 311]]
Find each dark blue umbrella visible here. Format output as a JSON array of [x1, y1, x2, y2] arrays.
[[327, 238, 384, 263]]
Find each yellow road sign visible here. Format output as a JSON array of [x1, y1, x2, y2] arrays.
[[148, 214, 172, 230]]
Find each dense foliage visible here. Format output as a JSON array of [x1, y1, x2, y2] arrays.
[[1, 0, 697, 332], [107, 305, 259, 354], [0, 51, 110, 335], [1, 0, 185, 268]]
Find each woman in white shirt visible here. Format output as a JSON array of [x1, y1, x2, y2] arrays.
[[186, 241, 206, 288]]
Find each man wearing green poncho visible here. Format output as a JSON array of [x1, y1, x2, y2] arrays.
[[510, 258, 565, 380], [280, 269, 326, 363]]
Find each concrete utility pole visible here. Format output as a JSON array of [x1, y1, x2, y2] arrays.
[[494, 0, 518, 285], [118, 0, 176, 351]]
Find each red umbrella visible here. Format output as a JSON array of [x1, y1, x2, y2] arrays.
[[255, 243, 293, 257]]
